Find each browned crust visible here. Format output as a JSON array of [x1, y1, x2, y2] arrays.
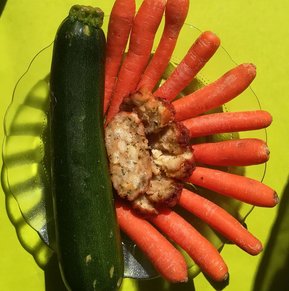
[[132, 194, 158, 215], [151, 147, 195, 180], [146, 174, 183, 208], [149, 121, 191, 155], [121, 88, 175, 134]]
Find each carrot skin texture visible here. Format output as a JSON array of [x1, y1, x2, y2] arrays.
[[173, 63, 257, 121], [154, 31, 220, 101], [182, 110, 272, 138], [192, 138, 270, 166], [179, 189, 263, 255], [188, 167, 279, 207], [149, 208, 229, 282], [137, 0, 190, 91], [106, 0, 166, 124], [104, 0, 136, 113], [115, 200, 188, 283]]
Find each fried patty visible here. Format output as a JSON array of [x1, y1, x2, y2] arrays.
[[105, 89, 195, 214]]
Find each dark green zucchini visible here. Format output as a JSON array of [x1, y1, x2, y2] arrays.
[[50, 5, 123, 291]]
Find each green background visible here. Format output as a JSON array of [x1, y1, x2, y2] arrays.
[[1, 0, 288, 290]]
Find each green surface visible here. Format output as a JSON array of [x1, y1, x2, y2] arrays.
[[1, 1, 289, 290]]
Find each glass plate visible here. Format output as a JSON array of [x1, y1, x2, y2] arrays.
[[1, 22, 267, 281]]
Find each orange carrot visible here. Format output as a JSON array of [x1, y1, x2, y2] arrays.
[[106, 0, 166, 124], [192, 138, 270, 166], [115, 200, 188, 283], [182, 110, 272, 138], [149, 208, 229, 282], [104, 0, 136, 113], [154, 31, 220, 101], [179, 189, 263, 255], [188, 167, 279, 207], [173, 63, 257, 121], [137, 0, 190, 91]]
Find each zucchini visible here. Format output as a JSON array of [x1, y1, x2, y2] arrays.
[[49, 5, 123, 291]]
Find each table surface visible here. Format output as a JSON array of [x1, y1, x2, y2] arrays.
[[1, 1, 289, 290]]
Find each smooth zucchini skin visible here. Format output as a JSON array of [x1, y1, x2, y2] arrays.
[[50, 6, 123, 291]]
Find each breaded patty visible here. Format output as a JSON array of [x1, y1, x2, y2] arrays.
[[105, 112, 152, 201], [105, 88, 195, 214]]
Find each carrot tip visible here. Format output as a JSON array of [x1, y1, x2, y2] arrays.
[[166, 273, 188, 283], [273, 192, 279, 205], [223, 272, 230, 282], [205, 272, 229, 290], [180, 276, 189, 283], [202, 31, 221, 47], [247, 239, 263, 256], [254, 244, 263, 256], [243, 63, 257, 77]]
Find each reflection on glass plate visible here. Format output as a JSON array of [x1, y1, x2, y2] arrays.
[[1, 23, 267, 280]]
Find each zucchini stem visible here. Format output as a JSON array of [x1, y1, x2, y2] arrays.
[[69, 5, 104, 28]]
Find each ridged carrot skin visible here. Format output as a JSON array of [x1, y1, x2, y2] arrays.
[[188, 167, 279, 207], [192, 138, 270, 166], [106, 0, 166, 124], [173, 63, 257, 121], [182, 110, 272, 138], [149, 208, 229, 282], [154, 31, 220, 101], [137, 0, 190, 91], [104, 0, 136, 113], [179, 189, 263, 255], [115, 200, 188, 283]]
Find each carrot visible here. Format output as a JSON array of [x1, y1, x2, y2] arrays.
[[179, 189, 263, 255], [149, 208, 229, 282], [188, 167, 279, 207], [106, 0, 166, 124], [192, 138, 270, 166], [104, 0, 136, 114], [115, 199, 188, 283], [137, 0, 190, 91], [173, 63, 257, 121], [182, 110, 272, 138], [154, 31, 220, 101]]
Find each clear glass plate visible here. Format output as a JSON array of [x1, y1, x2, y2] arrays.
[[1, 22, 267, 280]]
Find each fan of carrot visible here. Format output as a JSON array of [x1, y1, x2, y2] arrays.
[[104, 0, 278, 284]]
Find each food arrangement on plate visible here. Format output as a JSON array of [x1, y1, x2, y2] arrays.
[[1, 0, 278, 290]]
